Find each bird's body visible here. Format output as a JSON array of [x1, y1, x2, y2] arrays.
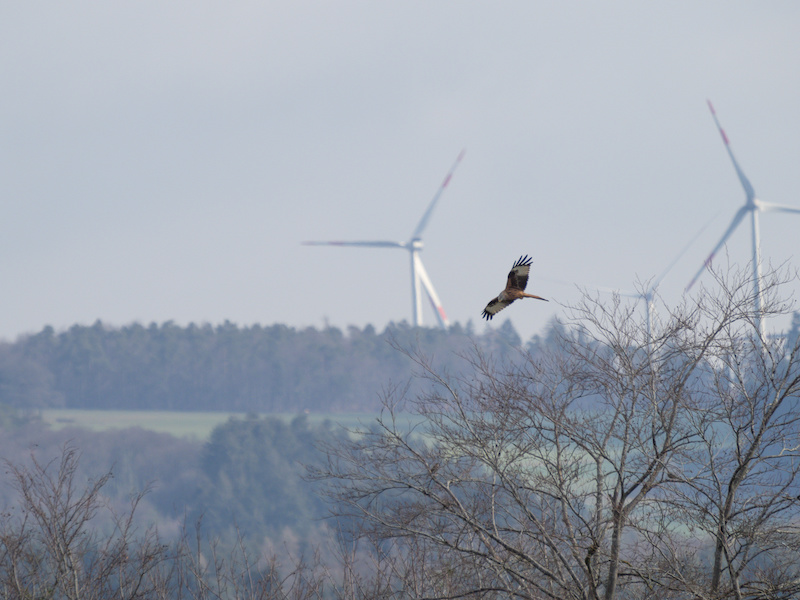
[[482, 255, 547, 320]]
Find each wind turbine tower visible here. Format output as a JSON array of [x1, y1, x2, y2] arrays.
[[304, 150, 465, 329], [686, 101, 800, 334]]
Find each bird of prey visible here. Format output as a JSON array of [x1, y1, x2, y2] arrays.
[[482, 255, 548, 320]]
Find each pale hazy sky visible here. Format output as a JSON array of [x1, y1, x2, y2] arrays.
[[2, 2, 799, 342]]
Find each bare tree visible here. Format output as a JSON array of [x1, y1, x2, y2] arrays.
[[0, 444, 169, 599], [0, 444, 398, 600], [648, 269, 800, 599], [313, 266, 800, 600]]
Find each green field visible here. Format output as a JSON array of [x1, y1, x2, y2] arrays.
[[40, 409, 384, 441]]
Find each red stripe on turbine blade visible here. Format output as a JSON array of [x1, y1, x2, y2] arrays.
[[720, 129, 730, 146], [438, 306, 448, 321], [442, 174, 452, 187]]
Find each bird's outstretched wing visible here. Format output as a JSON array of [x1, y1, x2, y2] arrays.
[[506, 255, 533, 291], [482, 296, 511, 320]]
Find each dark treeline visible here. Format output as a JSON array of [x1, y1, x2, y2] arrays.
[[0, 318, 535, 413]]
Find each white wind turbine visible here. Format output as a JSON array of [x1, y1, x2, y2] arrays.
[[303, 150, 465, 329], [686, 101, 800, 334]]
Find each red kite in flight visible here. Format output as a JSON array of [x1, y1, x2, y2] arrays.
[[482, 255, 548, 320]]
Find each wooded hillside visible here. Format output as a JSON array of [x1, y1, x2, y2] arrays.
[[0, 319, 536, 413]]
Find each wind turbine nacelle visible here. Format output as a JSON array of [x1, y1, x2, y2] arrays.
[[410, 238, 424, 251]]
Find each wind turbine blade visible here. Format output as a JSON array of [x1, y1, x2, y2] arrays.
[[758, 201, 800, 214], [302, 240, 405, 248], [708, 100, 756, 203], [411, 149, 465, 240], [652, 211, 720, 289], [413, 254, 449, 328], [685, 206, 748, 292]]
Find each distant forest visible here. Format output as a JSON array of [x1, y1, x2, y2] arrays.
[[0, 318, 558, 554], [0, 318, 552, 413]]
